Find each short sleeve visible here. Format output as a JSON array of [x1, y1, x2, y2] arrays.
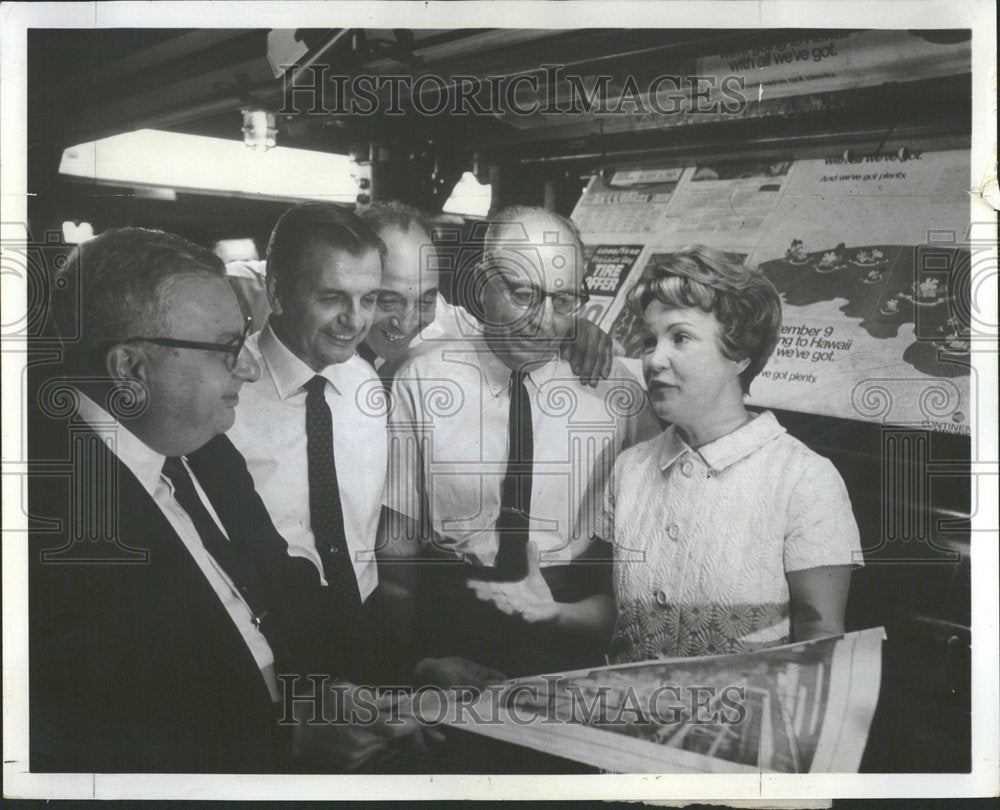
[[382, 374, 426, 525], [784, 454, 864, 572]]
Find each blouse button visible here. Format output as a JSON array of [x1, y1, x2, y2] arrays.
[[666, 523, 680, 540], [681, 460, 694, 477], [655, 589, 669, 605]]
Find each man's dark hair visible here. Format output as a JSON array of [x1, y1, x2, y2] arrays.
[[266, 202, 386, 294], [358, 200, 435, 240], [53, 227, 224, 373]]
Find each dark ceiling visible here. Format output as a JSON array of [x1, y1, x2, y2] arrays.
[[26, 26, 971, 222], [31, 26, 972, 165]]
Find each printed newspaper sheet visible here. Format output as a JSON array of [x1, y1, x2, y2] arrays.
[[445, 627, 886, 774]]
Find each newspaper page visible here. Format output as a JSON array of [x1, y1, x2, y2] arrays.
[[697, 30, 971, 102], [660, 159, 792, 252], [492, 30, 971, 137], [747, 149, 972, 431], [445, 628, 886, 774], [572, 168, 684, 236], [579, 243, 646, 324], [581, 148, 972, 431]]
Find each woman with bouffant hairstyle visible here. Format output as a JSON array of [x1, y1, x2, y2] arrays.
[[471, 245, 862, 664], [627, 245, 782, 395]]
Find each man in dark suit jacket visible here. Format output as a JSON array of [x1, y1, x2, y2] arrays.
[[28, 228, 421, 773]]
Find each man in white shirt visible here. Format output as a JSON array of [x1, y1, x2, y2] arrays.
[[355, 201, 615, 385], [29, 227, 422, 772], [224, 203, 615, 387], [228, 204, 388, 615], [381, 206, 659, 677], [227, 204, 499, 704], [353, 202, 449, 377]]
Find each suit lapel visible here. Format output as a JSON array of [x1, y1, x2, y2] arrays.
[[84, 426, 276, 696]]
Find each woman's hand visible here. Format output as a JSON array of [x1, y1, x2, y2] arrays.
[[467, 541, 559, 624]]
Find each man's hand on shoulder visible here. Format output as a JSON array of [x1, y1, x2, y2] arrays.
[[562, 317, 615, 387]]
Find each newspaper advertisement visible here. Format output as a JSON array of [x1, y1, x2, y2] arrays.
[[571, 167, 683, 235], [746, 148, 971, 431], [577, 148, 972, 432], [697, 30, 971, 102], [663, 159, 792, 251], [444, 628, 886, 774], [579, 244, 646, 324], [494, 31, 970, 136]]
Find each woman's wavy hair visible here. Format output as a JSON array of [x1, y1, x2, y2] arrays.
[[625, 245, 782, 394]]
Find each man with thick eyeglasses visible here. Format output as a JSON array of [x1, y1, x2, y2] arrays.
[[486, 266, 591, 317], [381, 206, 660, 686], [28, 227, 423, 773], [118, 313, 254, 371]]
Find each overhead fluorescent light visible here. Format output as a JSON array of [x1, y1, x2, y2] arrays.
[[59, 129, 359, 203]]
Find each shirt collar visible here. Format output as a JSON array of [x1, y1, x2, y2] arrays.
[[258, 320, 355, 399], [655, 426, 690, 471], [412, 292, 451, 346], [657, 410, 786, 473], [479, 345, 562, 398], [74, 390, 166, 498]]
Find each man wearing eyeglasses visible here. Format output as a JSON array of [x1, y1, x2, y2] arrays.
[[381, 206, 659, 680], [354, 201, 616, 387], [28, 227, 424, 772]]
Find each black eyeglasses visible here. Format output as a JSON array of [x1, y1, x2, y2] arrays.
[[489, 272, 589, 316], [122, 315, 254, 371]]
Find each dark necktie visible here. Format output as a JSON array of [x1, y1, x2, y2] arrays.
[[161, 455, 289, 664], [304, 375, 363, 612], [356, 342, 379, 369], [494, 368, 533, 580]]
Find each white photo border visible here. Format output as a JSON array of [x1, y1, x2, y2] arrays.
[[2, 0, 997, 801]]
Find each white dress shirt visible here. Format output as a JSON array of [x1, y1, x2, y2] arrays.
[[407, 295, 481, 352], [385, 340, 661, 567], [74, 391, 280, 699], [228, 323, 385, 601]]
